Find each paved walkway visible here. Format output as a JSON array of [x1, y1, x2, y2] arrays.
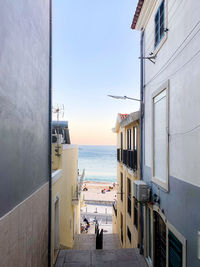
[[55, 248, 148, 267], [55, 234, 147, 267]]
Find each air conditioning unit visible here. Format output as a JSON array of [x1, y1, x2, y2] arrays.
[[133, 181, 150, 202], [52, 134, 64, 144]]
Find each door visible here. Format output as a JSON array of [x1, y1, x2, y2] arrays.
[[168, 230, 182, 267], [154, 211, 166, 267]]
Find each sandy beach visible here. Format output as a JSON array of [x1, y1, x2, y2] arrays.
[[82, 181, 117, 202]]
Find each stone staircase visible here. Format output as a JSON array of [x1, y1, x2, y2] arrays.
[[55, 234, 147, 267]]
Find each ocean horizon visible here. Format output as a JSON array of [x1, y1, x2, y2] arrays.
[[78, 145, 117, 183]]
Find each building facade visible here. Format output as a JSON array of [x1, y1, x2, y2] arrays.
[[51, 121, 83, 263], [132, 0, 200, 266], [112, 112, 140, 249], [0, 1, 50, 266]]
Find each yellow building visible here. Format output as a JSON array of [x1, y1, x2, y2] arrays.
[[112, 111, 140, 249], [51, 121, 83, 263]]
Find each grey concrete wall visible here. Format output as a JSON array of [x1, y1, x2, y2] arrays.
[[143, 165, 200, 267], [0, 0, 50, 217], [0, 183, 49, 267]]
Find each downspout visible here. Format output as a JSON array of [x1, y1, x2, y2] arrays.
[[139, 29, 144, 255], [48, 0, 52, 266]]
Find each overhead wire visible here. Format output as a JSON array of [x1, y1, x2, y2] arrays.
[[144, 19, 200, 86]]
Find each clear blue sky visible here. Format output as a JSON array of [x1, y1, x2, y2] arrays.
[[53, 0, 140, 145]]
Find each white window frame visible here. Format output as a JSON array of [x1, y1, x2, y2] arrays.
[[154, 0, 168, 55], [152, 80, 169, 191]]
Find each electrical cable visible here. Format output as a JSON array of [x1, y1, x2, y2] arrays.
[[170, 123, 200, 137], [146, 41, 200, 88], [145, 19, 200, 86]]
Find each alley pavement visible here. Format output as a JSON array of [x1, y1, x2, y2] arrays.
[[55, 234, 147, 267]]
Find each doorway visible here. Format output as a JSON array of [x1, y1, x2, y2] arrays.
[[154, 211, 166, 267]]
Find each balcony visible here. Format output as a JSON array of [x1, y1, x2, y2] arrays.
[[123, 149, 128, 165], [117, 148, 123, 162], [72, 168, 85, 206], [122, 149, 137, 171]]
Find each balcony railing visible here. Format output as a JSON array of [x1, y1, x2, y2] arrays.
[[123, 149, 128, 165], [117, 148, 123, 162], [122, 149, 137, 171], [72, 168, 85, 205]]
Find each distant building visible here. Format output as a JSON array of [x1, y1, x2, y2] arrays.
[[112, 112, 140, 248], [132, 0, 200, 266], [51, 121, 83, 263], [0, 1, 50, 266]]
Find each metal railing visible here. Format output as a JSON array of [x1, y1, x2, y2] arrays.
[[72, 168, 85, 202], [122, 149, 137, 171], [117, 148, 123, 162], [123, 149, 128, 165]]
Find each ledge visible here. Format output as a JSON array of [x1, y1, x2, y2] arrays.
[[52, 169, 63, 184]]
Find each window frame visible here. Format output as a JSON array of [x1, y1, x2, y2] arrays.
[[154, 0, 165, 48], [152, 80, 169, 191], [127, 128, 132, 150]]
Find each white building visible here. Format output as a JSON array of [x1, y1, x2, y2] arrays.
[[132, 0, 200, 266]]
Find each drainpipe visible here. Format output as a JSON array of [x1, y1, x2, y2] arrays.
[[48, 0, 52, 266], [139, 30, 144, 255]]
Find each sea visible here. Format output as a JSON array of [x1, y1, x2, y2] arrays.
[[78, 145, 117, 183]]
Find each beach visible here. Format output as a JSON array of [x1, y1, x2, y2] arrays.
[[82, 181, 117, 202]]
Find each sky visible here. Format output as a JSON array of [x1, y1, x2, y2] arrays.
[[53, 0, 140, 145]]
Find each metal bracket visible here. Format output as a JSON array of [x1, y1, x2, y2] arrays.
[[139, 55, 156, 64]]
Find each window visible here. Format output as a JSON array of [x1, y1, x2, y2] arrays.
[[134, 200, 138, 229], [152, 83, 169, 190], [127, 129, 131, 150], [133, 126, 137, 150], [127, 226, 131, 244], [120, 173, 123, 202], [127, 178, 131, 217], [155, 0, 165, 48], [133, 126, 138, 171], [120, 132, 123, 161], [121, 213, 123, 244]]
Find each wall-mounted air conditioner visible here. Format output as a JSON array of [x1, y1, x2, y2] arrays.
[[52, 134, 64, 144], [133, 180, 150, 202]]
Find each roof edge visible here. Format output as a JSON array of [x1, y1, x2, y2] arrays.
[[131, 0, 144, 30]]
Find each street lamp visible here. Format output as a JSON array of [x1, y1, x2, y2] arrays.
[[107, 94, 142, 102]]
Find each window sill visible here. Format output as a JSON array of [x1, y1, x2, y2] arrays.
[[152, 176, 169, 191], [154, 31, 168, 56]]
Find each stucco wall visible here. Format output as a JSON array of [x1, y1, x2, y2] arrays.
[[0, 183, 49, 267], [144, 0, 200, 188], [0, 0, 50, 217], [142, 0, 200, 265], [52, 144, 79, 251]]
